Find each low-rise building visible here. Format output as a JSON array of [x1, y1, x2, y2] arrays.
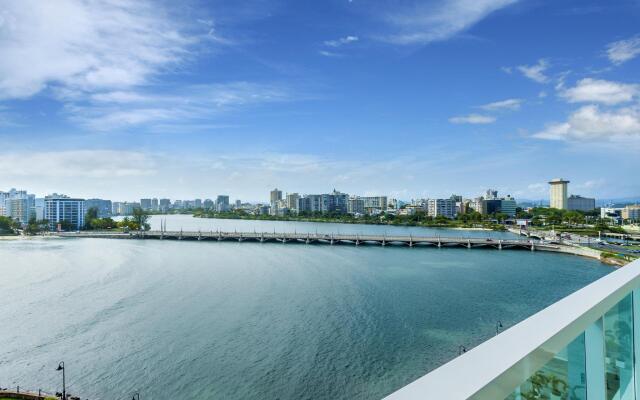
[[567, 195, 595, 212], [622, 205, 640, 221]]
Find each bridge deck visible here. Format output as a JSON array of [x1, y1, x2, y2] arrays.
[[54, 230, 551, 250]]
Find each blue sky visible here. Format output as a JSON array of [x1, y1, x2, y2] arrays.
[[0, 0, 639, 202]]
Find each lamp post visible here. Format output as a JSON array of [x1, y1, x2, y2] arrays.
[[132, 392, 140, 400], [56, 361, 65, 400], [496, 320, 504, 336]]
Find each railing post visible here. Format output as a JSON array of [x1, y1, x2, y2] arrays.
[[585, 318, 606, 400], [633, 289, 640, 399]]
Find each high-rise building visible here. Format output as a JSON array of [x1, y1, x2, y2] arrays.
[[85, 199, 112, 218], [348, 197, 365, 215], [44, 194, 86, 231], [286, 193, 300, 211], [216, 195, 230, 212], [1, 189, 35, 225], [485, 189, 498, 200], [361, 196, 388, 214], [203, 199, 214, 209], [151, 198, 159, 211], [270, 188, 282, 207], [35, 198, 45, 221], [140, 198, 153, 210], [567, 195, 595, 212], [427, 198, 456, 218], [549, 178, 570, 210], [235, 199, 242, 209], [499, 196, 517, 217], [159, 198, 171, 212]]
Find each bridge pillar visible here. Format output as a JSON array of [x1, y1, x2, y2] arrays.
[[381, 238, 386, 246], [437, 240, 441, 248], [498, 240, 502, 250], [467, 240, 471, 249], [531, 243, 535, 251]]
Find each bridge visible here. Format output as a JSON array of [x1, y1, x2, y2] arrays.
[[55, 230, 555, 251]]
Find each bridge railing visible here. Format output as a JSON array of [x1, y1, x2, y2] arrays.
[[384, 258, 640, 400]]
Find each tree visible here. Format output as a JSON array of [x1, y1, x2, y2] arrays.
[[84, 207, 99, 230], [0, 216, 20, 234], [132, 208, 151, 231], [25, 217, 49, 235]]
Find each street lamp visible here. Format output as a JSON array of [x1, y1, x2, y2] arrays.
[[496, 320, 504, 336], [56, 361, 65, 400], [132, 392, 140, 400]]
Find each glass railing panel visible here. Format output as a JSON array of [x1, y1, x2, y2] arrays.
[[505, 333, 586, 400], [604, 293, 634, 400]]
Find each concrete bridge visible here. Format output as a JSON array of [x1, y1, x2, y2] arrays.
[[56, 230, 549, 251]]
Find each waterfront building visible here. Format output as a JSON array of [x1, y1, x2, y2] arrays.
[[549, 178, 570, 210], [235, 199, 241, 209], [159, 198, 171, 212], [427, 198, 456, 218], [0, 190, 9, 216], [348, 197, 365, 215], [622, 205, 640, 222], [270, 188, 282, 207], [173, 200, 183, 209], [567, 195, 596, 212], [216, 195, 230, 212], [140, 198, 153, 210], [1, 189, 36, 225], [203, 199, 214, 209], [35, 198, 45, 220], [296, 190, 349, 214], [85, 199, 112, 218], [151, 198, 159, 211], [361, 196, 388, 214], [194, 199, 202, 209], [286, 193, 300, 212], [115, 202, 140, 216], [44, 194, 85, 231], [500, 196, 517, 217], [471, 197, 485, 214]]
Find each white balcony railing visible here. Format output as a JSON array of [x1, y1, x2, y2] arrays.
[[385, 258, 640, 400]]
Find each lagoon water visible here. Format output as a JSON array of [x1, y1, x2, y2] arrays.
[[0, 215, 612, 399]]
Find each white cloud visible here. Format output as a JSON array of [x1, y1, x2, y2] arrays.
[[0, 150, 156, 179], [379, 0, 518, 45], [449, 114, 496, 124], [606, 35, 640, 65], [559, 78, 638, 105], [0, 0, 199, 100], [323, 36, 359, 47], [63, 82, 294, 130], [478, 98, 523, 111], [517, 59, 550, 83], [533, 105, 640, 143]]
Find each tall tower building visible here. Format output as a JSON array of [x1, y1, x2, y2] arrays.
[[549, 178, 570, 210], [270, 188, 282, 206]]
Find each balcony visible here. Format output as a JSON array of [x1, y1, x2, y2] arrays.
[[385, 258, 640, 400]]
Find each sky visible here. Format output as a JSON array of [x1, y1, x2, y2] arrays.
[[0, 0, 639, 202]]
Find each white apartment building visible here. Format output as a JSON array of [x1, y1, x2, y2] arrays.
[[427, 198, 456, 219], [44, 194, 86, 231]]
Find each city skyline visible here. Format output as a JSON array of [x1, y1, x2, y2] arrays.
[[1, 1, 639, 200]]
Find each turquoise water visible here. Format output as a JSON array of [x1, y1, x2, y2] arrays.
[[0, 216, 612, 400]]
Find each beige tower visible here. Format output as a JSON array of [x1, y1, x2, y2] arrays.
[[549, 178, 570, 210]]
